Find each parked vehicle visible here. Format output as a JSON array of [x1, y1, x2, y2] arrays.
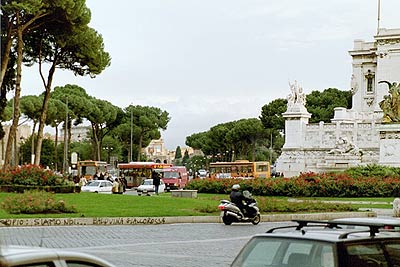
[[232, 218, 400, 267], [197, 169, 208, 178], [218, 190, 261, 225], [81, 180, 113, 193], [117, 162, 172, 188], [0, 245, 115, 267], [77, 160, 108, 180], [137, 179, 166, 195], [210, 160, 270, 179], [161, 166, 188, 191]]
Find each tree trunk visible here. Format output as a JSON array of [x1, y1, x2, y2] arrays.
[[30, 121, 36, 164], [91, 123, 100, 161], [251, 140, 256, 162], [34, 56, 57, 165], [3, 15, 23, 170]]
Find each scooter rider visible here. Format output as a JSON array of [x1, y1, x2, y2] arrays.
[[230, 184, 246, 216]]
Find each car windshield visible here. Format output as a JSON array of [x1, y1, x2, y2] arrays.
[[87, 181, 100, 187], [142, 180, 153, 185], [231, 237, 335, 267], [163, 172, 179, 178]]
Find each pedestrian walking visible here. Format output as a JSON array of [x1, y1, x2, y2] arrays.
[[152, 170, 161, 195]]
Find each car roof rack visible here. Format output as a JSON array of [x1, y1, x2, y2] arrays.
[[266, 219, 397, 238], [266, 220, 329, 233]]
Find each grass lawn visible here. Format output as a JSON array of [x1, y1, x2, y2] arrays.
[[0, 192, 225, 219], [0, 192, 393, 219]]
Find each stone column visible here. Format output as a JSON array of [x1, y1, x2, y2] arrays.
[[282, 103, 311, 149]]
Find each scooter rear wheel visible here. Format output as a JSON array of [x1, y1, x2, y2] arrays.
[[222, 215, 233, 225], [252, 214, 261, 225]]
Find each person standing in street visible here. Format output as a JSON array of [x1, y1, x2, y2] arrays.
[[112, 178, 119, 194], [152, 170, 161, 195]]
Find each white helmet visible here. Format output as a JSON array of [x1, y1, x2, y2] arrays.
[[232, 184, 240, 190]]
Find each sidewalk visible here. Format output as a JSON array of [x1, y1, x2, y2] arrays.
[[0, 210, 381, 227]]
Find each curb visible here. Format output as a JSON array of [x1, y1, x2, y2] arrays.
[[0, 211, 377, 227]]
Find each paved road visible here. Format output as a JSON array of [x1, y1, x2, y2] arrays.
[[0, 221, 293, 266]]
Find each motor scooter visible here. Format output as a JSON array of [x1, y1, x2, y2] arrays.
[[218, 191, 261, 225]]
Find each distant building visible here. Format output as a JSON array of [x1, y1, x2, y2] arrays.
[[60, 125, 90, 143], [143, 138, 170, 163], [0, 124, 31, 166], [142, 138, 197, 164]]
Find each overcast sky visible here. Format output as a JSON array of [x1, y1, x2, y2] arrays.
[[19, 0, 400, 150]]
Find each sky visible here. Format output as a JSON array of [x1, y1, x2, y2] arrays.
[[18, 0, 400, 150]]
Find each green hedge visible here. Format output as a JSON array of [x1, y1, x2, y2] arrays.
[[186, 166, 400, 197]]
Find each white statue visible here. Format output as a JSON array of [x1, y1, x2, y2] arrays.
[[287, 80, 306, 106]]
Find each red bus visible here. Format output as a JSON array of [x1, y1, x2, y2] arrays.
[[160, 166, 188, 191], [117, 162, 172, 188]]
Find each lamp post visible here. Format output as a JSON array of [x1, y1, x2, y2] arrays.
[[269, 133, 273, 164], [130, 106, 133, 162], [63, 97, 69, 174]]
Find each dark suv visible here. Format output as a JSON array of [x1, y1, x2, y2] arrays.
[[231, 218, 400, 267]]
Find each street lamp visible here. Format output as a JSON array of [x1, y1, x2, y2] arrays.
[[130, 105, 133, 162], [63, 97, 69, 174]]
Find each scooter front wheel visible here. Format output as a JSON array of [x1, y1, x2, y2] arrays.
[[222, 215, 233, 225], [251, 214, 261, 225]]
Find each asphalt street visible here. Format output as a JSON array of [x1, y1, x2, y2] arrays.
[[0, 221, 294, 266]]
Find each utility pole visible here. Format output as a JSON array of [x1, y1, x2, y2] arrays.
[[377, 0, 381, 35], [130, 106, 133, 162], [63, 97, 69, 173], [269, 133, 273, 164]]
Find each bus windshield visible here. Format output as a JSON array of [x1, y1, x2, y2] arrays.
[[78, 161, 108, 179]]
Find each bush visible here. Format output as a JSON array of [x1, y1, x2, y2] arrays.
[[1, 190, 77, 214], [0, 165, 73, 190], [186, 165, 400, 197]]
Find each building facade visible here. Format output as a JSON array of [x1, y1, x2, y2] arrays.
[[276, 28, 400, 177]]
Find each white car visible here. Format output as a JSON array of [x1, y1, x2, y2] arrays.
[[0, 245, 115, 267], [198, 169, 208, 178], [81, 180, 113, 193], [137, 179, 166, 195]]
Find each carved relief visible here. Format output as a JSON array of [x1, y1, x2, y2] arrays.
[[365, 97, 374, 107], [383, 143, 396, 157], [377, 39, 400, 46], [351, 73, 358, 95], [380, 131, 400, 139], [327, 137, 362, 156]]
